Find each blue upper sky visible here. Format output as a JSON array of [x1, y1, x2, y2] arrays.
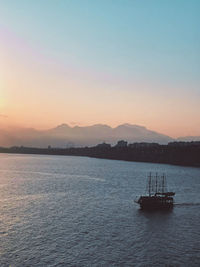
[[1, 0, 199, 84]]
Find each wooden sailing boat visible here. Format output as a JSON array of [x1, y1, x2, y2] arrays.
[[135, 173, 175, 210]]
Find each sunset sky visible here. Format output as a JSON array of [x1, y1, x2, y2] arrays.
[[1, 0, 200, 137]]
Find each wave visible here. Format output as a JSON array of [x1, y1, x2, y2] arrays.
[[70, 174, 105, 182], [0, 169, 105, 182], [174, 203, 200, 206], [0, 169, 61, 176]]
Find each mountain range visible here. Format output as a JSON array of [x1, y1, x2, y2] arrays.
[[0, 123, 199, 148]]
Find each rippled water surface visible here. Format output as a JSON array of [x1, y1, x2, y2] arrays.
[[0, 153, 200, 266]]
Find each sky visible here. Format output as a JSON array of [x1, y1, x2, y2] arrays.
[[0, 0, 200, 137]]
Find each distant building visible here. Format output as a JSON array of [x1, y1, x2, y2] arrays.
[[168, 141, 200, 147], [128, 142, 160, 148], [96, 142, 111, 148], [66, 142, 75, 148], [115, 140, 128, 147]]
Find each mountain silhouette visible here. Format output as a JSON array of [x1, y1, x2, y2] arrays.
[[0, 123, 175, 147]]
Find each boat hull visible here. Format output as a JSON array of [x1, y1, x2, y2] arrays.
[[137, 196, 174, 210]]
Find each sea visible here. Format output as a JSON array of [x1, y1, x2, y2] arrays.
[[0, 153, 200, 267]]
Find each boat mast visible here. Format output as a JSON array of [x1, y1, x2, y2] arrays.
[[149, 172, 151, 196], [162, 173, 165, 193], [155, 172, 158, 194]]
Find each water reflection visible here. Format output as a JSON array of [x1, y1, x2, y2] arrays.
[[0, 154, 200, 267]]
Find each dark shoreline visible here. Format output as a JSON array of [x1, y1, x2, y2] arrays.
[[0, 142, 200, 168]]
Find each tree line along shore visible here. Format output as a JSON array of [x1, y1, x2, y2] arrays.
[[0, 141, 200, 167]]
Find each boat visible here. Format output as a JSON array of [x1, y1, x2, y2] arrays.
[[135, 173, 175, 210]]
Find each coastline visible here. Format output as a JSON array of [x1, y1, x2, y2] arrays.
[[0, 142, 200, 168]]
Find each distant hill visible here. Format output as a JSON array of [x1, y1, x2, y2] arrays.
[[42, 123, 174, 146], [177, 136, 200, 142], [0, 123, 174, 147]]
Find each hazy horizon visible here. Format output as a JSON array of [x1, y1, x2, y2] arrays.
[[0, 121, 200, 139], [0, 122, 200, 149], [1, 0, 200, 138]]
